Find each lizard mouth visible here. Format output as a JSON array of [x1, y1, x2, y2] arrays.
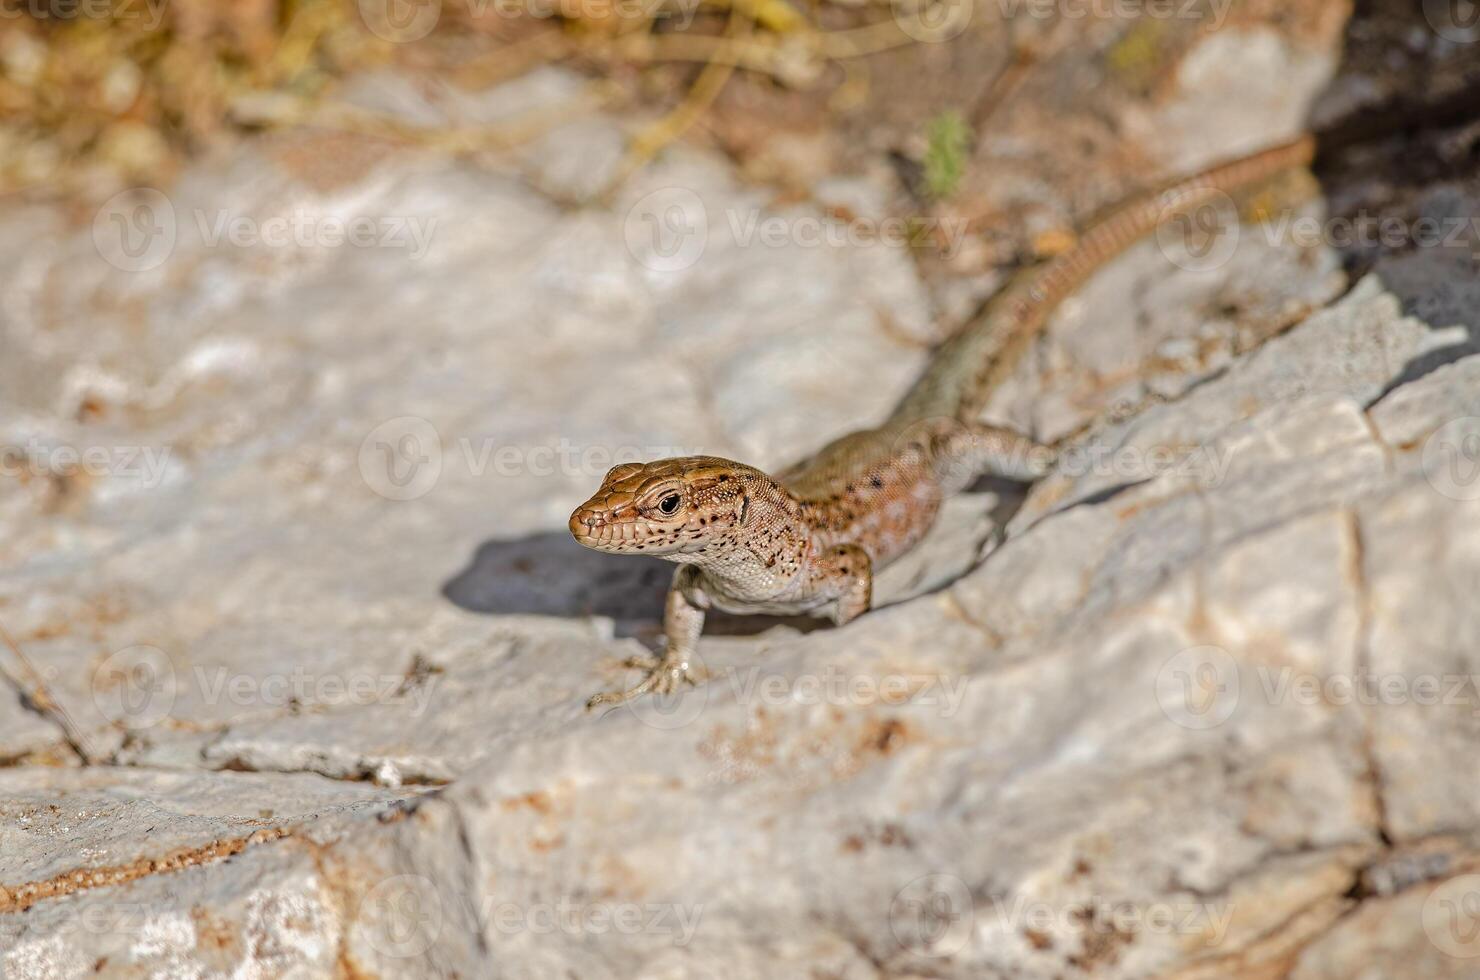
[[569, 506, 690, 556], [569, 507, 644, 552]]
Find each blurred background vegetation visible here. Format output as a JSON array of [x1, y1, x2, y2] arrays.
[[0, 0, 976, 196], [11, 0, 1474, 283]]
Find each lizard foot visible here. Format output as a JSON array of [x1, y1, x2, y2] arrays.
[[586, 651, 698, 709]]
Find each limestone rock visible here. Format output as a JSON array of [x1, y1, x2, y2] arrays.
[[2, 63, 1479, 979]]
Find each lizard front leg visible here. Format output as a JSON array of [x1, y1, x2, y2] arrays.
[[820, 543, 872, 626], [587, 565, 708, 708]]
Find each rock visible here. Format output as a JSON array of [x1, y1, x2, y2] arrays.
[[1011, 275, 1460, 526], [1287, 872, 1480, 978], [2, 55, 1479, 979], [517, 117, 628, 203], [0, 768, 407, 976], [1138, 27, 1340, 171], [0, 65, 941, 784], [985, 199, 1347, 441]]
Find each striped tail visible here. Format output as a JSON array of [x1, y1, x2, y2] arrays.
[[889, 135, 1319, 424]]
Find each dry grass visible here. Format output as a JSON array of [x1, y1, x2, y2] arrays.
[[1, 0, 957, 198], [1, 1, 383, 192]]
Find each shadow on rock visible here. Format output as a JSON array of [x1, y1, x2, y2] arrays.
[[442, 531, 671, 627], [442, 531, 824, 640]]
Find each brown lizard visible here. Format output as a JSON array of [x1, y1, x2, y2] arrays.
[[570, 135, 1318, 707]]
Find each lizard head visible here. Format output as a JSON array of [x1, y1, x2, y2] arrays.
[[569, 457, 751, 558]]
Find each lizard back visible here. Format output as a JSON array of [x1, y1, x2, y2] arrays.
[[776, 137, 1320, 569]]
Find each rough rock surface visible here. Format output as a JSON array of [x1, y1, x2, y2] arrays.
[[3, 31, 1480, 980]]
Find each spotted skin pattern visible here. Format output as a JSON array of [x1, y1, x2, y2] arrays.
[[570, 138, 1319, 707]]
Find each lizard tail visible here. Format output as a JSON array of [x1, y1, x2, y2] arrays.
[[888, 134, 1319, 425]]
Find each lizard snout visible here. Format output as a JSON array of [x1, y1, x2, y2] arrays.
[[569, 506, 604, 536]]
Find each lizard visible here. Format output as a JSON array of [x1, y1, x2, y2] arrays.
[[569, 135, 1319, 707]]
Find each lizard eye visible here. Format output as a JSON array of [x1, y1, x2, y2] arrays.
[[657, 492, 682, 516]]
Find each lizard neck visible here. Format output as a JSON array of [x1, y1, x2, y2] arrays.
[[665, 469, 819, 594]]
